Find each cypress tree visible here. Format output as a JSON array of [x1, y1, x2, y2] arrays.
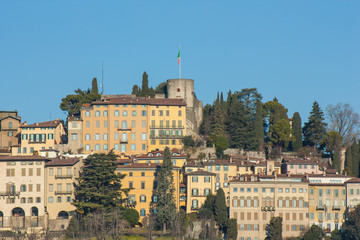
[[214, 188, 228, 232], [265, 217, 283, 240], [345, 147, 353, 176], [132, 84, 140, 96], [303, 101, 327, 149], [141, 72, 149, 96], [292, 112, 303, 151], [91, 77, 99, 94], [332, 133, 341, 172], [154, 147, 176, 233], [350, 140, 359, 177], [254, 99, 264, 150]]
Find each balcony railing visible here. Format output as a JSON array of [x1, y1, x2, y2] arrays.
[[118, 128, 132, 131], [332, 206, 341, 211], [0, 191, 20, 197], [191, 206, 199, 211], [316, 205, 326, 211], [120, 140, 128, 144], [55, 190, 72, 195], [124, 201, 136, 208], [261, 206, 275, 212], [55, 174, 73, 179], [150, 126, 185, 129], [29, 140, 46, 144]]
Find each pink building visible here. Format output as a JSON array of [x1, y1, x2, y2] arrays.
[[283, 159, 321, 175]]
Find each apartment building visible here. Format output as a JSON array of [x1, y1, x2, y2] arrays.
[[185, 170, 216, 213], [345, 178, 360, 213], [0, 155, 49, 230], [133, 149, 187, 168], [308, 174, 351, 234], [115, 163, 181, 223], [67, 116, 83, 154], [12, 120, 65, 156], [0, 111, 21, 149], [282, 159, 321, 175], [81, 96, 186, 156], [45, 157, 83, 230], [229, 174, 309, 240]]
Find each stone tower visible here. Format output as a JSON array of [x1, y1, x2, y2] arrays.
[[166, 79, 203, 137]]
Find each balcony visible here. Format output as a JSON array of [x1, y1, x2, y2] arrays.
[[55, 174, 73, 179], [261, 206, 275, 212], [120, 140, 128, 144], [124, 200, 136, 208], [333, 206, 341, 211], [29, 140, 46, 144], [0, 191, 20, 197], [55, 190, 72, 195], [191, 206, 199, 211], [316, 205, 325, 211], [150, 135, 183, 139], [150, 126, 185, 129], [118, 128, 132, 132]]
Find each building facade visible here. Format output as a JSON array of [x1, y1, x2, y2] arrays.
[[0, 111, 21, 149]]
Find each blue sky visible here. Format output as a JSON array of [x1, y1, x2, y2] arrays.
[[1, 1, 359, 125]]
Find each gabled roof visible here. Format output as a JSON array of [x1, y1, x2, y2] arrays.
[[116, 163, 181, 169], [186, 170, 216, 176], [21, 120, 62, 128], [0, 115, 21, 122], [345, 178, 360, 183]]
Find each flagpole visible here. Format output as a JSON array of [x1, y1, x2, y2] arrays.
[[179, 45, 181, 80]]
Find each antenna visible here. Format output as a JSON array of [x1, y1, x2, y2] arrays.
[[49, 112, 52, 120], [101, 60, 104, 94]]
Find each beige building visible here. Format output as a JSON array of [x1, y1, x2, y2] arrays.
[[345, 178, 360, 213], [185, 170, 216, 213], [44, 157, 83, 230], [12, 120, 66, 156], [81, 96, 186, 156], [115, 163, 181, 223], [0, 155, 49, 230], [229, 174, 309, 240], [308, 174, 351, 234], [0, 111, 21, 149], [66, 117, 83, 154]]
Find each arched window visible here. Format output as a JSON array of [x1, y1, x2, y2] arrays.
[[0, 211, 3, 227], [58, 211, 69, 219]]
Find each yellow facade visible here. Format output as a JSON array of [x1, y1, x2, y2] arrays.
[[133, 149, 187, 168], [44, 158, 83, 230], [115, 163, 181, 223], [148, 105, 185, 151], [13, 120, 65, 156], [81, 97, 186, 156], [185, 171, 216, 213]]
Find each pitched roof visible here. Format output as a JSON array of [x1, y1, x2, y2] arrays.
[[0, 115, 21, 122], [135, 149, 186, 159], [345, 178, 360, 183], [186, 170, 216, 176], [116, 163, 181, 169], [21, 120, 62, 128], [45, 158, 80, 166], [0, 155, 49, 161], [90, 96, 186, 107]]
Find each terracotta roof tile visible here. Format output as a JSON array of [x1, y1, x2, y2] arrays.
[[90, 96, 186, 107], [0, 155, 49, 161], [116, 163, 180, 169], [45, 158, 80, 166], [345, 178, 360, 183], [21, 120, 62, 128], [186, 170, 216, 176]]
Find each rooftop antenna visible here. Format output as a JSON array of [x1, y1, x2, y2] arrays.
[[101, 60, 104, 94], [49, 112, 52, 120]]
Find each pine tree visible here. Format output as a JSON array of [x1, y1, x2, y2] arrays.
[[91, 77, 99, 94], [214, 188, 228, 232], [73, 151, 127, 215], [254, 99, 264, 150], [303, 101, 327, 150], [292, 112, 303, 151], [265, 217, 282, 240], [154, 147, 176, 233]]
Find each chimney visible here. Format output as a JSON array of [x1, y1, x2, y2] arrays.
[[229, 156, 233, 163]]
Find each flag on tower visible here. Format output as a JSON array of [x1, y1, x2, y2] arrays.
[[177, 50, 181, 64]]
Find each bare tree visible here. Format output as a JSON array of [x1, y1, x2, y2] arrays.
[[109, 210, 129, 240], [326, 103, 360, 146]]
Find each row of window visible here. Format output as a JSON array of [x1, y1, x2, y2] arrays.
[[289, 164, 316, 169], [48, 196, 72, 203], [49, 183, 72, 192], [191, 188, 211, 196], [6, 168, 42, 177], [6, 161, 42, 166], [85, 120, 147, 129], [150, 120, 183, 128], [150, 139, 180, 145], [21, 133, 54, 141], [310, 188, 345, 196], [233, 187, 307, 193], [151, 109, 182, 117], [84, 132, 148, 141], [85, 143, 147, 152], [17, 146, 53, 154], [85, 110, 147, 117], [309, 212, 343, 220], [316, 199, 346, 207], [192, 176, 212, 183], [20, 184, 42, 192], [6, 197, 42, 204], [349, 188, 360, 195], [48, 167, 75, 176], [22, 127, 55, 130], [206, 165, 229, 172]]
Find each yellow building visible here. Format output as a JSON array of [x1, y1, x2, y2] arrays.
[[133, 149, 187, 168], [81, 96, 186, 156], [12, 120, 65, 156], [185, 170, 216, 213], [44, 157, 83, 230], [345, 178, 360, 212], [115, 163, 181, 223]]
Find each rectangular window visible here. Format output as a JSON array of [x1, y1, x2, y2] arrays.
[[48, 197, 54, 203], [141, 110, 147, 116], [96, 121, 100, 128], [103, 111, 108, 117], [86, 121, 90, 128], [104, 121, 108, 128], [192, 176, 198, 182], [141, 182, 145, 189], [28, 168, 33, 176], [36, 168, 41, 176], [49, 184, 53, 192], [204, 176, 210, 182]]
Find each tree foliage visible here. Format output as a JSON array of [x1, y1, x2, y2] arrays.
[[254, 99, 265, 150], [341, 204, 360, 239], [91, 77, 99, 94], [214, 188, 228, 232], [265, 216, 282, 240], [302, 224, 325, 240], [153, 147, 176, 232], [292, 112, 303, 151], [303, 101, 327, 150], [326, 103, 360, 146], [121, 208, 140, 226], [270, 119, 294, 151], [73, 151, 127, 215], [227, 218, 238, 240]]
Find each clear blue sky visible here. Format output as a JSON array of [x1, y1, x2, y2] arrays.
[[1, 1, 359, 125]]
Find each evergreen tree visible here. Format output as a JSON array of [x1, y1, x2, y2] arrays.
[[73, 151, 127, 215], [332, 131, 341, 172], [342, 204, 360, 239], [141, 71, 149, 96], [132, 85, 140, 96], [154, 147, 176, 233], [227, 218, 238, 240], [345, 147, 353, 176], [292, 112, 303, 151], [265, 217, 282, 240], [270, 119, 294, 151], [350, 140, 360, 177], [254, 99, 264, 150], [91, 77, 99, 94], [303, 101, 327, 150], [214, 188, 228, 232], [211, 98, 227, 137], [234, 88, 262, 115], [302, 225, 325, 240]]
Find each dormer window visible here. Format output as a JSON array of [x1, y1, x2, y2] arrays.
[[156, 153, 162, 156], [148, 153, 153, 157]]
